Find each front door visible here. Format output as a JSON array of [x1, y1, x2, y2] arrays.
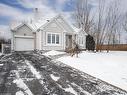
[[66, 35, 72, 49]]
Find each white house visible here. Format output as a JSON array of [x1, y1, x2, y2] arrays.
[[11, 14, 87, 51]]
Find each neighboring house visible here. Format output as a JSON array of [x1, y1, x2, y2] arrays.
[[11, 14, 87, 51]]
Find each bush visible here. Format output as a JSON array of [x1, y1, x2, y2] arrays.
[[86, 35, 95, 51]]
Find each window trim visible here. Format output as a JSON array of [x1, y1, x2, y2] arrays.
[[78, 36, 84, 46], [46, 32, 61, 46]]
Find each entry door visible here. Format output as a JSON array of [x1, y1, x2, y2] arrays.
[[66, 35, 72, 49]]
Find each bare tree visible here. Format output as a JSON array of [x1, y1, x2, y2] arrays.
[[74, 0, 94, 34], [74, 0, 123, 52], [106, 0, 121, 52], [94, 0, 108, 52], [123, 12, 127, 32]]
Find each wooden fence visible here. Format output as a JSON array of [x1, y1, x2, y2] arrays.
[[96, 44, 127, 51]]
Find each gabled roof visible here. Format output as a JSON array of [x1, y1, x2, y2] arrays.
[[11, 23, 35, 32], [29, 13, 59, 31], [11, 13, 58, 31], [39, 14, 61, 30], [58, 15, 87, 35], [10, 13, 87, 35]]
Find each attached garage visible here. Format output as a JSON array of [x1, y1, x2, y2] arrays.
[[15, 37, 34, 51], [11, 23, 36, 51]]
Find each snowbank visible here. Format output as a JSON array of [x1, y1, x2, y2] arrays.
[[57, 51, 127, 91], [43, 50, 65, 56]]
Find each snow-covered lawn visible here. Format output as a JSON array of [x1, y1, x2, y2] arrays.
[[43, 50, 65, 56], [57, 51, 127, 91]]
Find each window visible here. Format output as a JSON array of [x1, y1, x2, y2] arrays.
[[48, 34, 51, 43], [56, 34, 59, 44], [47, 33, 60, 45], [52, 34, 55, 44]]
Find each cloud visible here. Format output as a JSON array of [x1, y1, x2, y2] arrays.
[[17, 0, 56, 17], [0, 3, 33, 39], [0, 3, 22, 17], [18, 0, 68, 12], [0, 0, 62, 39], [17, 0, 48, 8], [56, 0, 67, 5], [0, 0, 72, 23], [0, 3, 32, 21]]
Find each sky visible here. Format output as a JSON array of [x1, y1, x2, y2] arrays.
[[0, 0, 77, 25], [0, 0, 76, 39], [0, 0, 127, 42]]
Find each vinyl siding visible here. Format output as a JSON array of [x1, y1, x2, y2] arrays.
[[41, 21, 65, 50], [15, 25, 34, 36]]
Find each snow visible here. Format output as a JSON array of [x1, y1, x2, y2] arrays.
[[13, 70, 33, 95], [13, 79, 27, 89], [64, 85, 77, 95], [25, 60, 41, 79], [57, 83, 77, 95], [25, 60, 44, 85], [13, 79, 33, 95], [50, 74, 60, 81], [16, 91, 24, 95], [10, 22, 22, 30], [71, 83, 91, 95], [43, 50, 65, 56], [0, 64, 3, 66], [72, 26, 81, 33], [57, 51, 127, 91]]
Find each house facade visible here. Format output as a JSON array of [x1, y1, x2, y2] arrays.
[[11, 15, 87, 51]]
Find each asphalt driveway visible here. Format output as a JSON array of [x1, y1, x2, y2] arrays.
[[0, 51, 127, 95]]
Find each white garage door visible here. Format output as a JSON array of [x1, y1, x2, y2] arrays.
[[15, 37, 34, 51]]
